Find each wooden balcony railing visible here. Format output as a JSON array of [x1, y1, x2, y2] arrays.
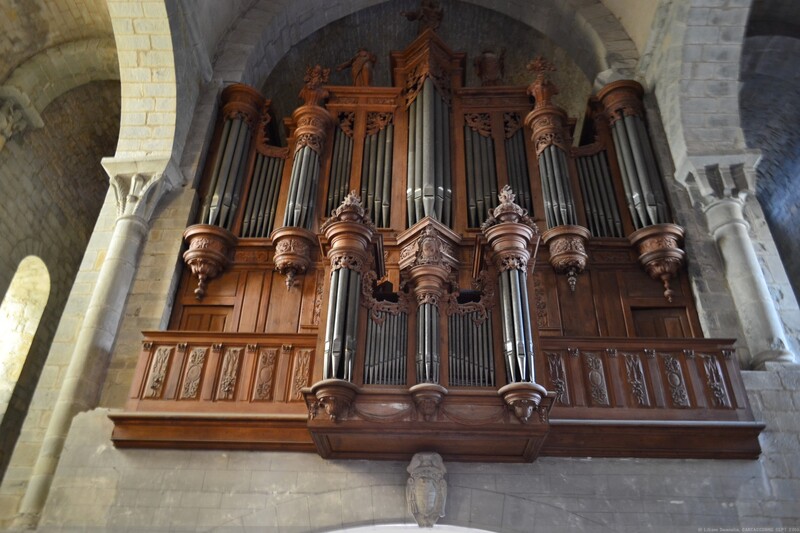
[[110, 332, 763, 461]]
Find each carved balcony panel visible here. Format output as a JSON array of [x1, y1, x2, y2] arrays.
[[539, 337, 763, 459]]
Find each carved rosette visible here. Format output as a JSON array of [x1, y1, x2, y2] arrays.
[[482, 185, 540, 273], [497, 382, 549, 424], [182, 224, 238, 299], [628, 223, 686, 302], [409, 383, 448, 421], [308, 378, 359, 422], [523, 57, 570, 155], [542, 225, 591, 292], [596, 79, 645, 125], [270, 226, 316, 289]]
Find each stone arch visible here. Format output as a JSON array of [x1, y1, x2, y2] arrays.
[[210, 0, 638, 88], [739, 34, 800, 299], [0, 37, 119, 127], [106, 0, 176, 160], [657, 0, 753, 184]]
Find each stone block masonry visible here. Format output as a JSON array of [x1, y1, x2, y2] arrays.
[[8, 364, 795, 531]]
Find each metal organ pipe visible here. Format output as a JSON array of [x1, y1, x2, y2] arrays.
[[407, 78, 452, 226], [598, 80, 669, 229]]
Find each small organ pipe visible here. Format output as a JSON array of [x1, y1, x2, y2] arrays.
[[323, 268, 340, 379]]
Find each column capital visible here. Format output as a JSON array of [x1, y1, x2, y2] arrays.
[[674, 152, 760, 205], [102, 156, 182, 222]]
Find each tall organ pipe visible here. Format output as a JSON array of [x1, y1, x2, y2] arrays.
[[598, 80, 669, 229], [321, 192, 375, 382], [482, 185, 542, 385], [407, 78, 452, 226]]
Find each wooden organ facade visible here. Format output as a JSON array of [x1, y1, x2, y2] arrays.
[[110, 29, 764, 461]]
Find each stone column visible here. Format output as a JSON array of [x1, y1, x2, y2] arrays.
[[704, 194, 795, 368], [13, 157, 174, 529]]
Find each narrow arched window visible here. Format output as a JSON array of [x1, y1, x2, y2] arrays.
[[0, 256, 50, 417]]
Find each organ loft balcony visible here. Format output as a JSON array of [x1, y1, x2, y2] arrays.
[[110, 28, 764, 462]]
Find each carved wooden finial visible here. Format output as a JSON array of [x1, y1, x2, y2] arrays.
[[482, 185, 539, 232], [402, 0, 443, 34], [299, 65, 331, 106], [526, 56, 559, 107], [322, 190, 375, 230]]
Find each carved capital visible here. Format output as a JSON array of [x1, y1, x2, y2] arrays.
[[221, 83, 264, 128], [322, 192, 376, 273], [292, 105, 333, 155], [596, 79, 644, 125], [103, 157, 179, 222]]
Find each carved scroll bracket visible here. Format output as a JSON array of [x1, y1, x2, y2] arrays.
[[409, 383, 448, 422], [307, 379, 359, 422], [497, 382, 551, 424], [542, 225, 591, 292], [628, 223, 686, 302], [182, 224, 238, 299], [270, 226, 316, 290]]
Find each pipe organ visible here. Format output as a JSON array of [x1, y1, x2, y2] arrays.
[[112, 28, 763, 462]]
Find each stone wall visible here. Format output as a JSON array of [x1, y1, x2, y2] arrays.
[[19, 364, 798, 531], [0, 81, 120, 480]]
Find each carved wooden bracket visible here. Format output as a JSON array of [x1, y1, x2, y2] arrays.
[[542, 225, 591, 292], [308, 378, 359, 422], [409, 383, 448, 421], [182, 224, 237, 299], [270, 226, 316, 290], [497, 382, 551, 424], [628, 223, 686, 302]]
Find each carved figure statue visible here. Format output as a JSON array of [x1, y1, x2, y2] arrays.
[[402, 0, 443, 34], [406, 452, 447, 527], [337, 48, 377, 87], [474, 48, 505, 86], [299, 65, 331, 106], [0, 99, 27, 151]]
